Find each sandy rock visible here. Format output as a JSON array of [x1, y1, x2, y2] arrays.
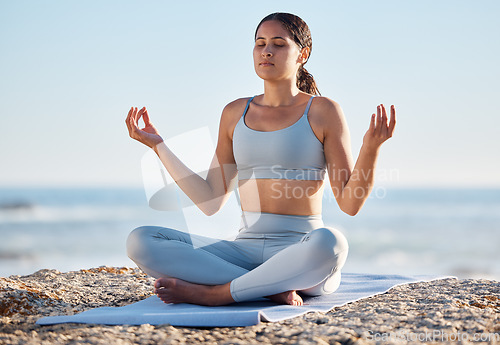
[[0, 267, 498, 344]]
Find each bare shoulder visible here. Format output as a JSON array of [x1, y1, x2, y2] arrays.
[[311, 96, 344, 122], [218, 97, 252, 139], [220, 97, 251, 122], [310, 96, 348, 137]]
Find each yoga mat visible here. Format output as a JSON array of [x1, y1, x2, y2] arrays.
[[36, 273, 453, 327]]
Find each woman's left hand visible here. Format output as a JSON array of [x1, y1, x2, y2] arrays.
[[363, 104, 396, 150]]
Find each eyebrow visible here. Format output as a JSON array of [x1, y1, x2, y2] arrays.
[[255, 36, 287, 41]]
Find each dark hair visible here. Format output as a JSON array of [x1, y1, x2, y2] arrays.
[[254, 12, 321, 96]]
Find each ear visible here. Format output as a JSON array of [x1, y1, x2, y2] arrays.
[[299, 46, 310, 64]]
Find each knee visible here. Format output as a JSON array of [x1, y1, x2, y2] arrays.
[[305, 227, 349, 258], [126, 226, 156, 262]]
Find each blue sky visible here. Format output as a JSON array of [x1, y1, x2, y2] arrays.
[[1, 0, 499, 188]]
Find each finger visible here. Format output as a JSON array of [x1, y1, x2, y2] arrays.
[[131, 107, 140, 129], [137, 107, 145, 124], [377, 105, 383, 135], [134, 107, 142, 125], [126, 107, 132, 124], [126, 107, 133, 131], [132, 107, 140, 123], [137, 107, 148, 129], [129, 108, 138, 131], [380, 104, 388, 136], [388, 105, 396, 136], [369, 113, 376, 133], [130, 107, 136, 122], [143, 108, 152, 126], [381, 104, 388, 127]]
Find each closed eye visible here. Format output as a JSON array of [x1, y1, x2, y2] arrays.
[[255, 37, 287, 47], [255, 43, 285, 47]]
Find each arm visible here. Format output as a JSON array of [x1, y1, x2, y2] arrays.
[[322, 101, 396, 216], [126, 105, 238, 216]]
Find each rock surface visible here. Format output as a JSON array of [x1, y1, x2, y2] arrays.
[[0, 267, 498, 344]]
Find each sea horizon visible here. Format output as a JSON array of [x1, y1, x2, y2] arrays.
[[1, 186, 499, 280]]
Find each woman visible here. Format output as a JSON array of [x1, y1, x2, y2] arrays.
[[125, 12, 396, 307]]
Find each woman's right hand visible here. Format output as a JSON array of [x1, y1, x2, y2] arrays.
[[126, 107, 164, 150]]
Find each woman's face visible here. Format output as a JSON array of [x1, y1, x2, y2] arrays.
[[253, 20, 307, 82]]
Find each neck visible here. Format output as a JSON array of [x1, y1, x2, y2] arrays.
[[261, 79, 301, 107]]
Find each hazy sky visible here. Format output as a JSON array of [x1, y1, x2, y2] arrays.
[[1, 0, 499, 188]]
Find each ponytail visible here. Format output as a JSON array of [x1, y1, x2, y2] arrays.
[[297, 65, 321, 96]]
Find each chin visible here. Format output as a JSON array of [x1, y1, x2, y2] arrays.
[[255, 69, 279, 81]]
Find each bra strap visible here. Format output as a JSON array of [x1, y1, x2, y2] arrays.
[[242, 95, 257, 118], [303, 95, 316, 116]]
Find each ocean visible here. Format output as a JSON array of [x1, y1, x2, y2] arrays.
[[0, 186, 498, 280]]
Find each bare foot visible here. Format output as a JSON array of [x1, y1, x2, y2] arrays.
[[154, 277, 234, 306], [266, 290, 304, 306]]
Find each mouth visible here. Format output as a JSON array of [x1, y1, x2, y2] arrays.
[[259, 62, 274, 67]]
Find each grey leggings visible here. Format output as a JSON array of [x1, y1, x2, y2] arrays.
[[126, 211, 348, 303]]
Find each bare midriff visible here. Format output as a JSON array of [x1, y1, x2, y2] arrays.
[[238, 179, 325, 216]]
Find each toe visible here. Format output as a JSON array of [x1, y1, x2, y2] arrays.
[[155, 277, 170, 288]]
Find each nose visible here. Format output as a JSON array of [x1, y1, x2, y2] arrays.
[[261, 47, 272, 57]]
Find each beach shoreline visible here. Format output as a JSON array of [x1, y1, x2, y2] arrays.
[[1, 266, 499, 344]]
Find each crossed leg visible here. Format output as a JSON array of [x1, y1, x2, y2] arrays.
[[126, 226, 348, 306]]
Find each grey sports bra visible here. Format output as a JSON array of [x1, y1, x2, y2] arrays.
[[233, 95, 326, 181]]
